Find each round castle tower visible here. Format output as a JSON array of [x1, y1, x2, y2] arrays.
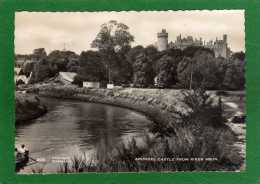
[[157, 29, 168, 51]]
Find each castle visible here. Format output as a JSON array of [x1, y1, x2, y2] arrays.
[[157, 29, 232, 58]]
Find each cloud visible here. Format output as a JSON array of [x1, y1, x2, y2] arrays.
[[15, 10, 245, 54]]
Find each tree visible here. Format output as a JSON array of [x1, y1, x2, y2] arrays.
[[177, 50, 219, 89], [191, 50, 218, 89], [155, 48, 183, 88], [47, 50, 79, 74], [133, 53, 155, 87], [66, 58, 79, 73], [91, 20, 134, 83], [113, 45, 133, 84], [231, 51, 245, 61], [32, 48, 47, 60], [28, 58, 54, 84], [155, 55, 178, 88], [126, 45, 144, 64], [177, 56, 193, 88], [77, 51, 105, 82], [223, 58, 245, 90], [23, 61, 35, 77], [183, 46, 214, 58], [144, 45, 160, 61]]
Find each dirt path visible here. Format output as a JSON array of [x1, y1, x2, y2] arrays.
[[222, 97, 246, 171], [226, 122, 246, 170]]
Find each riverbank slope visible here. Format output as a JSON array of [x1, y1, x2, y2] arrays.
[[16, 92, 47, 123]]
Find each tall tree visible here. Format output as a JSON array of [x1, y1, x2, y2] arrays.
[[177, 56, 193, 88], [155, 55, 178, 88], [77, 51, 105, 82], [133, 53, 155, 88], [223, 58, 245, 90], [28, 58, 53, 84], [126, 45, 144, 64], [177, 50, 218, 89], [191, 50, 218, 89], [91, 20, 134, 83]]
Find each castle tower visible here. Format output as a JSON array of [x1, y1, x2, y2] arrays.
[[157, 29, 168, 51]]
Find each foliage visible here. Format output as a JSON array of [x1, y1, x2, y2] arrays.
[[23, 61, 35, 77], [91, 20, 134, 52], [191, 51, 219, 89], [28, 58, 54, 84], [72, 75, 84, 87], [21, 40, 245, 90], [155, 55, 177, 88], [32, 48, 47, 60], [66, 58, 79, 72], [26, 50, 80, 84], [231, 51, 245, 61], [47, 50, 79, 74], [154, 48, 183, 88], [91, 20, 134, 83], [144, 45, 160, 61], [176, 50, 234, 90], [133, 53, 155, 87], [182, 46, 214, 58], [177, 56, 193, 88], [112, 46, 133, 84], [147, 88, 241, 171], [223, 58, 245, 90], [77, 51, 105, 82], [126, 45, 144, 64]]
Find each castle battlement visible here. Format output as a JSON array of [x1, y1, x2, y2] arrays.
[[157, 29, 168, 38], [156, 29, 231, 58]]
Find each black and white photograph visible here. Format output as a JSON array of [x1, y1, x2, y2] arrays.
[[14, 10, 245, 173]]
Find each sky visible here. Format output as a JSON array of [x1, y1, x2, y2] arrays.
[[15, 10, 245, 54]]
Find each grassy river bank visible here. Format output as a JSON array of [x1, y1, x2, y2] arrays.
[[23, 84, 244, 172], [16, 92, 47, 123]]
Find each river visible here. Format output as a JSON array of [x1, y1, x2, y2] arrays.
[[15, 97, 152, 173]]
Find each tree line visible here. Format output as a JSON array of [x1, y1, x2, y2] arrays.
[[17, 20, 245, 90]]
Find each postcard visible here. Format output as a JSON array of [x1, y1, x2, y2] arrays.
[[14, 10, 246, 174]]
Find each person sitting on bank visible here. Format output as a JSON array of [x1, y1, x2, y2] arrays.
[[18, 144, 29, 161], [18, 144, 28, 154], [19, 145, 29, 160]]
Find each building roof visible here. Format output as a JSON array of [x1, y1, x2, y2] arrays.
[[59, 72, 77, 83]]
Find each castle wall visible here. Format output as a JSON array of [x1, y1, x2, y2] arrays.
[[157, 37, 168, 51], [156, 30, 231, 58], [157, 29, 168, 51], [214, 42, 228, 58]]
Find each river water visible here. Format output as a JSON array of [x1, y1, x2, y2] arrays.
[[15, 97, 152, 173]]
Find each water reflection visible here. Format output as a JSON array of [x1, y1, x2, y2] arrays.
[[16, 97, 152, 172]]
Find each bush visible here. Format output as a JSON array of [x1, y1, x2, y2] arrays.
[[148, 88, 241, 171], [72, 75, 84, 87]]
